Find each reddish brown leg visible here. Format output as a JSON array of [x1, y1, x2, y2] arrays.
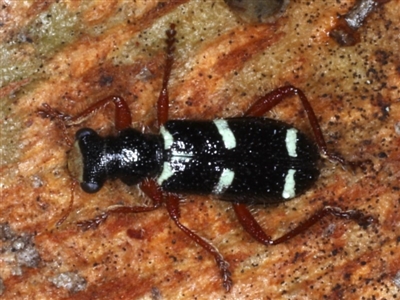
[[38, 95, 132, 147], [164, 193, 232, 291], [39, 95, 133, 226], [37, 103, 75, 145], [89, 177, 233, 290], [156, 24, 177, 129], [245, 85, 345, 165], [232, 203, 375, 245], [77, 179, 163, 231], [61, 26, 174, 132], [67, 95, 132, 131], [38, 95, 132, 131], [40, 95, 136, 227], [233, 86, 376, 245]]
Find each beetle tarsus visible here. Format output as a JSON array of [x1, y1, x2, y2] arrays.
[[77, 212, 109, 231]]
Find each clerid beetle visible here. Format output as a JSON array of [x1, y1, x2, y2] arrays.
[[38, 24, 374, 291], [73, 117, 319, 201]]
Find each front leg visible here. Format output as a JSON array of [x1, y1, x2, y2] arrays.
[[38, 95, 133, 132], [38, 95, 134, 226], [76, 179, 163, 230]]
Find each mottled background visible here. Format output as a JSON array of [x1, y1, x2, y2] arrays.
[[1, 1, 399, 299]]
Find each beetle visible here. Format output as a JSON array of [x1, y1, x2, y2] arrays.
[[38, 24, 374, 291]]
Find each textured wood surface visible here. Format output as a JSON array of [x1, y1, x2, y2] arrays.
[[1, 1, 399, 299]]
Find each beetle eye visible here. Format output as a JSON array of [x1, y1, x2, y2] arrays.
[[81, 181, 102, 193], [75, 128, 96, 140]]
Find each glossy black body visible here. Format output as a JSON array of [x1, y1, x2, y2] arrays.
[[75, 117, 320, 204], [75, 128, 163, 193]]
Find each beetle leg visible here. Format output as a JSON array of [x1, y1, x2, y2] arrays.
[[165, 193, 233, 292], [156, 24, 177, 129], [65, 95, 132, 131], [231, 203, 274, 245], [38, 95, 132, 136], [76, 179, 162, 231], [245, 85, 345, 166], [40, 95, 133, 226], [232, 203, 375, 245], [138, 178, 233, 291], [37, 103, 75, 145]]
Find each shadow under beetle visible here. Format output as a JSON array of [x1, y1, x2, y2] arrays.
[[38, 24, 375, 291]]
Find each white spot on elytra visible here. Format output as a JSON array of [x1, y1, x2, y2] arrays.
[[213, 168, 235, 194], [157, 162, 174, 186], [160, 125, 173, 149], [158, 125, 196, 186], [282, 169, 296, 199], [285, 128, 298, 157], [213, 119, 236, 150]]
